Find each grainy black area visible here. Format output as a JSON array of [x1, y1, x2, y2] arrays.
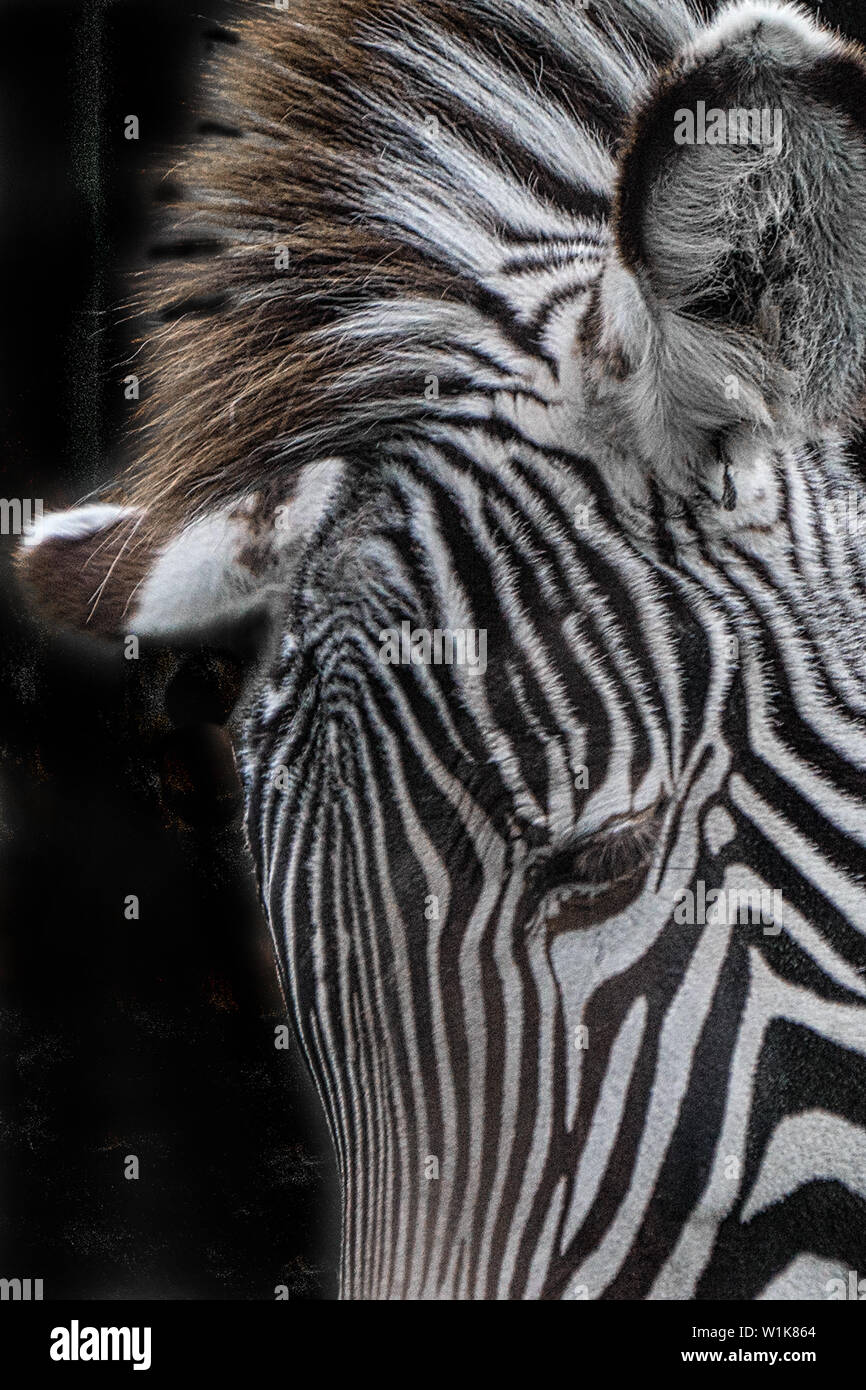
[[0, 0, 337, 1300], [1, 0, 866, 1305]]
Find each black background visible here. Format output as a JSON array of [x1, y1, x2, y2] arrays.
[[0, 0, 337, 1301], [0, 0, 864, 1303]]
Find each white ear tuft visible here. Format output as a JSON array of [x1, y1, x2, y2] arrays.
[[20, 502, 138, 548]]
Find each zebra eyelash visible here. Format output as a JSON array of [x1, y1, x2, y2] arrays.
[[525, 804, 664, 922]]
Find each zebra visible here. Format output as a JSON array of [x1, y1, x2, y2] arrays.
[[18, 0, 866, 1299]]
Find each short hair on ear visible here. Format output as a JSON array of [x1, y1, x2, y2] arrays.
[[604, 1, 866, 469]]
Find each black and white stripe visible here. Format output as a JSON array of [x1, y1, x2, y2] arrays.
[[20, 0, 866, 1301], [226, 0, 866, 1300]]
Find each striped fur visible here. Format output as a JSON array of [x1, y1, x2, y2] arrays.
[[20, 0, 866, 1297]]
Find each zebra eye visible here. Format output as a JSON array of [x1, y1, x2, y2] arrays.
[[528, 803, 664, 931]]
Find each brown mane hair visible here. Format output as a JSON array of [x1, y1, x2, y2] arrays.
[[119, 0, 472, 541]]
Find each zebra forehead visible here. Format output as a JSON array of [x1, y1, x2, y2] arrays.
[[263, 508, 693, 853]]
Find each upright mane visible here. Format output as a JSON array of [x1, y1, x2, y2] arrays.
[[119, 0, 697, 538]]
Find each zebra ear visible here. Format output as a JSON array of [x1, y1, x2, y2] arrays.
[[16, 504, 157, 636], [605, 1, 866, 464], [17, 459, 345, 642]]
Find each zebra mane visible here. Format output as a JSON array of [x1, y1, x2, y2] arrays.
[[118, 0, 699, 538], [22, 0, 866, 639]]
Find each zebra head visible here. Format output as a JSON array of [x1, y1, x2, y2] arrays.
[[19, 0, 866, 1299]]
